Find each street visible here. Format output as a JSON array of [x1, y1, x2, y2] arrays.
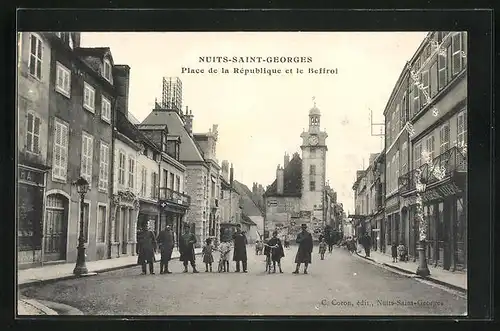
[[20, 245, 466, 316]]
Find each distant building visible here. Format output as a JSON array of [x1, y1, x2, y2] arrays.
[[233, 180, 265, 241]]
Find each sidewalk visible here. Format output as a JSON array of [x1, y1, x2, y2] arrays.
[[18, 298, 58, 315], [356, 250, 467, 293], [18, 248, 203, 287]]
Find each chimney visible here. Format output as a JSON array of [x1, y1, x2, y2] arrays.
[[229, 163, 234, 186], [252, 182, 257, 194], [183, 106, 194, 135], [284, 152, 290, 168], [113, 65, 131, 115], [221, 160, 229, 182], [276, 165, 284, 195]]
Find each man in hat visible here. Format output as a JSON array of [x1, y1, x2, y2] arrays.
[[293, 223, 313, 274], [157, 225, 174, 274], [232, 224, 248, 272], [179, 225, 198, 273]]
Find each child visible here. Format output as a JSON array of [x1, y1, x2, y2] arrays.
[[202, 238, 215, 272], [265, 231, 285, 273], [319, 238, 327, 260], [218, 241, 231, 272], [391, 242, 398, 263], [398, 242, 408, 262]]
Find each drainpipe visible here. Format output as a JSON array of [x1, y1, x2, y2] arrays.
[[107, 97, 119, 259], [157, 152, 161, 236]]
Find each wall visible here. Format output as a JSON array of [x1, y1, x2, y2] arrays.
[[137, 147, 160, 202], [17, 32, 51, 166], [160, 154, 186, 193], [301, 147, 326, 215], [184, 164, 207, 244], [113, 138, 140, 195], [265, 196, 301, 229]]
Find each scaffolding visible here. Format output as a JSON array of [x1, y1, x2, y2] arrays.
[[161, 77, 183, 113]]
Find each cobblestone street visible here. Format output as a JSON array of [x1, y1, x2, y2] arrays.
[[21, 245, 466, 316]]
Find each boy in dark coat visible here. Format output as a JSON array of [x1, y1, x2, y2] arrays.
[[232, 225, 248, 273], [157, 225, 174, 274], [136, 222, 157, 275], [179, 226, 198, 273], [265, 231, 285, 273], [293, 224, 313, 274]]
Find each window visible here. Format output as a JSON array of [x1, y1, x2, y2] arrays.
[[26, 112, 41, 154], [79, 202, 90, 243], [310, 181, 316, 191], [81, 132, 93, 185], [170, 173, 175, 191], [101, 96, 111, 123], [457, 110, 467, 147], [402, 94, 407, 123], [426, 135, 435, 161], [163, 169, 168, 188], [97, 205, 106, 243], [412, 76, 420, 113], [438, 51, 447, 91], [430, 62, 438, 98], [52, 119, 69, 181], [310, 164, 316, 176], [421, 70, 430, 105], [128, 157, 135, 189], [29, 34, 43, 79], [391, 155, 396, 192], [140, 166, 147, 197], [452, 33, 463, 76], [439, 123, 450, 154], [151, 172, 158, 198], [413, 143, 422, 169], [103, 59, 112, 82], [176, 175, 181, 193], [99, 142, 109, 191], [83, 82, 95, 112], [118, 151, 126, 186], [402, 142, 408, 175], [55, 62, 71, 97], [395, 104, 401, 133], [395, 151, 400, 192], [387, 119, 392, 145]]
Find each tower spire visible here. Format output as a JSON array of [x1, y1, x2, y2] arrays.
[[312, 96, 316, 107]]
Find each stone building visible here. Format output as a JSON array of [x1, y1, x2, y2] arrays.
[[141, 105, 220, 247], [264, 103, 329, 240], [397, 31, 467, 271], [17, 32, 52, 268], [37, 33, 122, 264]]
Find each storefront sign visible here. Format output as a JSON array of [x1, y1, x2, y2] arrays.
[[18, 167, 44, 186]]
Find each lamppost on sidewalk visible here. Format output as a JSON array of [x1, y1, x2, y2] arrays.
[[73, 177, 90, 276], [415, 170, 431, 277]]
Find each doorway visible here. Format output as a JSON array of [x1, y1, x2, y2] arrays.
[[44, 194, 68, 262]]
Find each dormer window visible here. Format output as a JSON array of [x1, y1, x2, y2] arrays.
[[103, 59, 112, 82]]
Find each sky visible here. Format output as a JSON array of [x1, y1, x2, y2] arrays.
[[81, 32, 427, 214]]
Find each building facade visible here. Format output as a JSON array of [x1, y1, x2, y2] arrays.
[[17, 32, 52, 268], [264, 104, 329, 240], [42, 33, 119, 264], [397, 31, 467, 271]]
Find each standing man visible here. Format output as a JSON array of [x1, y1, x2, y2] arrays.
[[157, 225, 174, 274], [362, 232, 372, 257], [136, 221, 157, 275], [232, 224, 248, 273], [293, 224, 313, 274], [179, 225, 198, 273]]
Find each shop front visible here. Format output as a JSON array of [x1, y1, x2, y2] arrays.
[[17, 165, 48, 268], [138, 199, 159, 236], [384, 196, 400, 254], [159, 200, 188, 249]]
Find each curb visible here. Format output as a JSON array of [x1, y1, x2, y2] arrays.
[[36, 299, 84, 315], [355, 253, 466, 293], [19, 252, 202, 289], [19, 298, 58, 315]]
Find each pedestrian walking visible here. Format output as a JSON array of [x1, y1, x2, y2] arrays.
[[202, 238, 215, 272], [293, 224, 313, 274], [362, 233, 372, 257], [157, 225, 174, 274], [391, 242, 398, 263], [179, 226, 198, 273], [232, 224, 248, 272], [319, 238, 327, 260], [136, 222, 157, 275], [265, 231, 285, 273]]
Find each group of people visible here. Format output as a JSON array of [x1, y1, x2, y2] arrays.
[[342, 233, 372, 257], [135, 222, 318, 275]]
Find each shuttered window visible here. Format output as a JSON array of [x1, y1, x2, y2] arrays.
[[29, 34, 43, 79], [457, 111, 467, 147], [99, 142, 109, 191], [81, 132, 94, 185], [439, 123, 450, 154], [52, 119, 69, 181], [55, 62, 71, 97], [26, 112, 41, 154], [118, 152, 126, 186]]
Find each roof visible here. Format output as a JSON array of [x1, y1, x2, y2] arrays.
[[232, 180, 263, 217], [141, 109, 204, 162], [264, 153, 302, 197], [241, 214, 258, 226], [74, 47, 111, 57], [116, 111, 160, 151]]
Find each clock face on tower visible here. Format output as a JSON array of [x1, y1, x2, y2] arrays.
[[308, 135, 319, 146]]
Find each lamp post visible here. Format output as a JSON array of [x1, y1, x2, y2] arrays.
[[415, 176, 431, 277], [73, 177, 90, 276]]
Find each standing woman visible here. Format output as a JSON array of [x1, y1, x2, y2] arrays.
[[136, 221, 157, 275]]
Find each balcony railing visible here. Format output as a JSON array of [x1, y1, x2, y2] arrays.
[[159, 187, 191, 207], [398, 146, 467, 194]]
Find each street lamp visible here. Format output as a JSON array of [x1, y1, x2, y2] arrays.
[[73, 177, 90, 276], [415, 178, 431, 277]]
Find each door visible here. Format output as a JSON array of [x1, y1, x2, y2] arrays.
[[121, 208, 128, 254], [44, 194, 68, 262]]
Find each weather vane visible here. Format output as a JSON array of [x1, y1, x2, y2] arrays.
[[312, 96, 316, 107]]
